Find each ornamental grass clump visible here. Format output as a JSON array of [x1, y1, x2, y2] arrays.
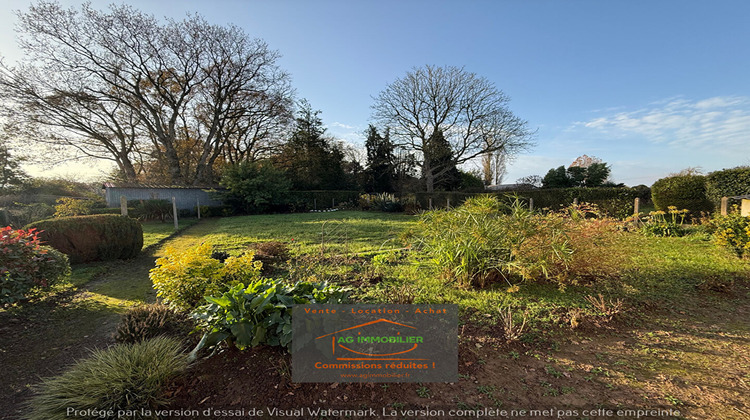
[[413, 195, 571, 288], [24, 337, 188, 420], [413, 196, 629, 288], [114, 303, 194, 344]]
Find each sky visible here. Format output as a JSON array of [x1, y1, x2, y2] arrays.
[[1, 0, 749, 186]]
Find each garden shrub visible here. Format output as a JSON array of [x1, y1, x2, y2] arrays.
[[413, 195, 572, 288], [705, 166, 750, 207], [25, 337, 188, 420], [129, 199, 173, 222], [198, 205, 233, 218], [711, 209, 750, 258], [250, 241, 290, 272], [150, 243, 263, 310], [191, 278, 349, 354], [413, 196, 630, 288], [26, 215, 142, 263], [0, 227, 70, 305], [53, 197, 94, 217], [651, 174, 713, 215], [359, 193, 404, 212], [0, 202, 55, 227], [220, 161, 292, 214], [550, 213, 627, 283], [640, 206, 689, 237], [114, 303, 194, 344]]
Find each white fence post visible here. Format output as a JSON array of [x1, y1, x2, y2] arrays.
[[120, 196, 128, 217], [172, 197, 178, 230]]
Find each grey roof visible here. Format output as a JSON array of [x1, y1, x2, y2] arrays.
[[102, 182, 223, 190]]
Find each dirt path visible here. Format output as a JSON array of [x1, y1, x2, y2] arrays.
[[0, 221, 208, 420]]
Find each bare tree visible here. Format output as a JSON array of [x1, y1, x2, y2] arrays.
[[0, 2, 293, 184], [372, 65, 533, 192]]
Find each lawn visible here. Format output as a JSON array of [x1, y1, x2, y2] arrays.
[[141, 218, 200, 250]]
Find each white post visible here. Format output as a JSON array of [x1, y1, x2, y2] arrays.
[[721, 197, 729, 216], [634, 197, 640, 215], [447, 197, 451, 209], [529, 197, 534, 211], [428, 198, 433, 210], [172, 197, 178, 230], [120, 196, 128, 217]]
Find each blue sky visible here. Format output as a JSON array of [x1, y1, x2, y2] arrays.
[[2, 0, 749, 186]]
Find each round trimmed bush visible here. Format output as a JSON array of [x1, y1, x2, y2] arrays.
[[651, 175, 713, 215], [26, 215, 143, 263]]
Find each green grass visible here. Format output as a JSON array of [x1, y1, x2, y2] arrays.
[[141, 218, 199, 249], [155, 211, 416, 256]]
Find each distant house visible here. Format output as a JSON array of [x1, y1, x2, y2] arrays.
[[102, 183, 225, 211]]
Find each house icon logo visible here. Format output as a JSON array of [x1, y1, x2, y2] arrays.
[[315, 318, 427, 361]]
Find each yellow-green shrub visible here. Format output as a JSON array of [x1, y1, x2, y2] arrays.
[[712, 210, 750, 258], [150, 243, 262, 310], [53, 197, 94, 217]]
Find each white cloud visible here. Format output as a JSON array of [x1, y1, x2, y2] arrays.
[[331, 122, 356, 130], [577, 96, 750, 150]]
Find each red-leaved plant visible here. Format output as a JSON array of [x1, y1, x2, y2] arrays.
[[0, 226, 70, 305]]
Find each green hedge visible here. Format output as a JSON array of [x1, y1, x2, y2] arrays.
[[409, 188, 647, 218], [706, 166, 750, 207], [26, 215, 143, 263], [280, 188, 647, 218], [90, 207, 123, 215], [651, 175, 713, 215], [286, 190, 362, 211]]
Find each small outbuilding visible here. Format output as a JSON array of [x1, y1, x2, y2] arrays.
[[102, 182, 225, 211]]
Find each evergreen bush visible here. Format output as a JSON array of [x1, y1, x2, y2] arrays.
[[651, 174, 713, 215], [26, 215, 143, 263]]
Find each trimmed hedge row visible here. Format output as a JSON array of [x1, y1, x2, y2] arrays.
[[275, 188, 650, 218], [706, 166, 750, 206], [651, 175, 713, 215], [26, 215, 143, 264]]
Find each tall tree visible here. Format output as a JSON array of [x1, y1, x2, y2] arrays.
[[274, 100, 347, 190], [0, 141, 28, 192], [0, 2, 293, 185], [364, 125, 395, 192], [423, 129, 460, 191], [542, 166, 574, 188], [372, 65, 533, 192]]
